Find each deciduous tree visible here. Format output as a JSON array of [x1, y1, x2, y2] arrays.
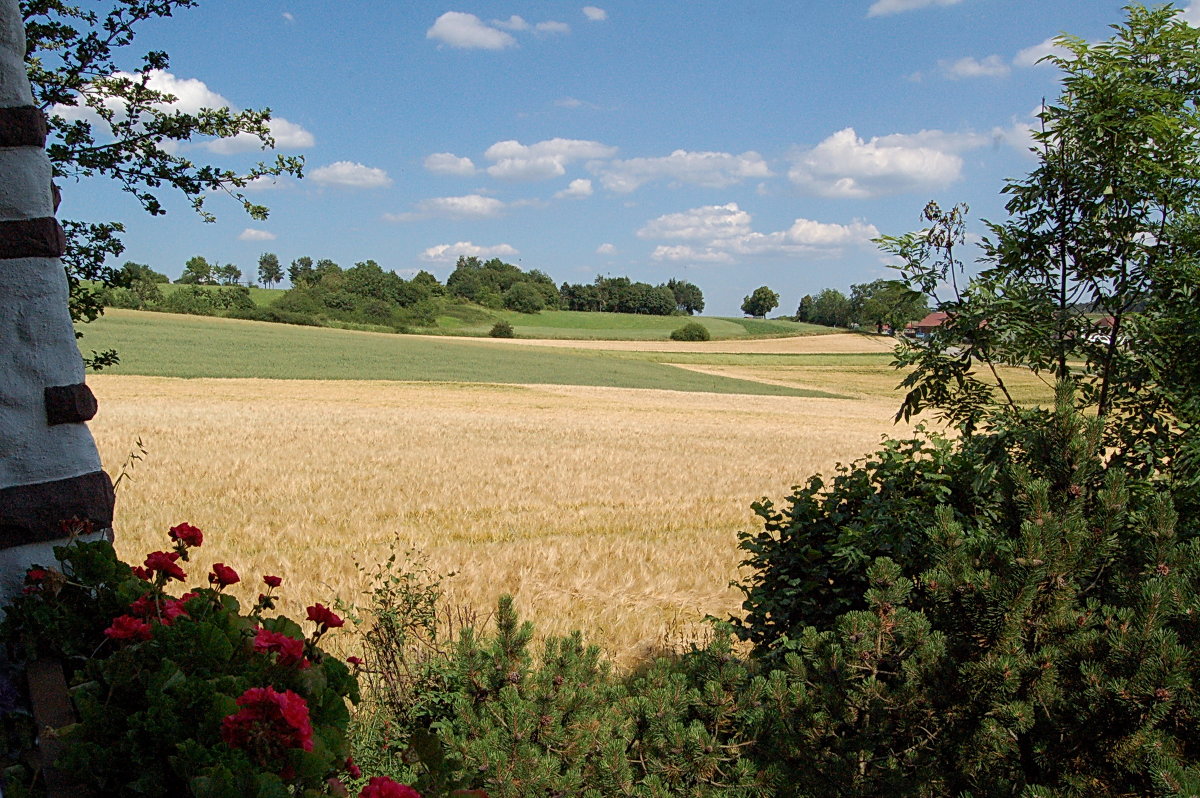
[[740, 285, 779, 318]]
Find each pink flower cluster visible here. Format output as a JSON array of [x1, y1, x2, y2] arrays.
[[254, 627, 310, 669], [220, 686, 314, 765], [359, 776, 422, 798]]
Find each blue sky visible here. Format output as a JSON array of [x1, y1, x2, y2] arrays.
[[55, 0, 1198, 315]]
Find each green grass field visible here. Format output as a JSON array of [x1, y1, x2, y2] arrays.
[[431, 308, 828, 340], [77, 310, 845, 397]]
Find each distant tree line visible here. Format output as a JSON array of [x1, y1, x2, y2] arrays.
[[100, 251, 708, 332], [794, 278, 929, 332], [558, 275, 703, 316]]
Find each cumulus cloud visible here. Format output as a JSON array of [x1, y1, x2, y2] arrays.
[[637, 203, 753, 241], [595, 150, 771, 193], [52, 70, 314, 155], [555, 178, 594, 199], [1183, 3, 1200, 25], [309, 161, 393, 188], [650, 246, 734, 264], [939, 54, 1010, 79], [639, 203, 878, 264], [1013, 37, 1070, 67], [583, 6, 607, 21], [386, 194, 505, 221], [596, 242, 616, 255], [427, 12, 517, 49], [484, 137, 617, 180], [206, 116, 315, 154], [492, 14, 529, 30], [868, 0, 964, 16], [420, 241, 519, 262], [424, 152, 477, 176], [238, 228, 277, 241], [427, 11, 573, 49], [788, 127, 986, 198]]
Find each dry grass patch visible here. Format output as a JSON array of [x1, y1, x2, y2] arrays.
[[89, 376, 905, 667]]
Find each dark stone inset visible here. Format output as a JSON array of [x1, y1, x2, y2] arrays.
[[0, 105, 48, 148], [0, 471, 115, 550], [0, 217, 67, 260], [45, 383, 98, 425]]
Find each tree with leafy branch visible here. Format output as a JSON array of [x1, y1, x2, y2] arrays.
[[880, 5, 1200, 492], [22, 0, 304, 366], [740, 285, 779, 319], [257, 252, 283, 288]]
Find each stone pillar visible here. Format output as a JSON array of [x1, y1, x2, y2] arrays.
[[0, 0, 113, 603]]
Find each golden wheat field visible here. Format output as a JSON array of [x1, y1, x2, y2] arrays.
[[88, 364, 914, 667]]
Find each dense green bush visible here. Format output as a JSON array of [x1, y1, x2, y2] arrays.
[[502, 282, 545, 314], [669, 321, 710, 341], [488, 320, 514, 338]]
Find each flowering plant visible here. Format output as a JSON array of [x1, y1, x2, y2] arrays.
[[0, 525, 373, 797]]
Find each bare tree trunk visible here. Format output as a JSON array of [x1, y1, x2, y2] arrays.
[[0, 0, 113, 604]]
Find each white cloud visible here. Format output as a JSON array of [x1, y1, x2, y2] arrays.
[[420, 241, 519, 262], [238, 228, 277, 241], [54, 69, 228, 122], [788, 127, 985, 198], [282, 12, 295, 22], [427, 12, 517, 49], [637, 202, 753, 241], [53, 70, 313, 156], [650, 246, 734, 264], [1184, 3, 1200, 25], [939, 54, 1010, 79], [309, 161, 392, 188], [243, 175, 293, 191], [595, 150, 771, 192], [596, 242, 616, 255], [555, 178, 594, 199], [583, 6, 607, 21], [536, 21, 571, 35], [424, 152, 477, 176], [868, 0, 964, 17], [492, 14, 529, 30], [206, 116, 314, 154], [386, 194, 505, 221], [639, 203, 878, 264], [1013, 37, 1070, 67], [484, 137, 617, 180]]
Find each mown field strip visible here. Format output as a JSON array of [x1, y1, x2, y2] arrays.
[[91, 376, 908, 666]]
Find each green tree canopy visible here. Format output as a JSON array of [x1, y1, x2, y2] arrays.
[[740, 286, 779, 318], [257, 252, 283, 288]]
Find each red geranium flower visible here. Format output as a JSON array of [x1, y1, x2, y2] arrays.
[[359, 777, 422, 798], [345, 756, 362, 779], [221, 686, 313, 765], [131, 566, 152, 580], [346, 656, 363, 667], [263, 574, 282, 588], [253, 627, 309, 668], [168, 522, 203, 547], [306, 603, 344, 629], [143, 551, 186, 582], [25, 568, 48, 583], [209, 562, 240, 587], [129, 594, 155, 617], [104, 614, 153, 641]]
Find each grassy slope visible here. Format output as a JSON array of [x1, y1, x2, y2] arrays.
[[79, 310, 844, 397], [432, 308, 828, 340]]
